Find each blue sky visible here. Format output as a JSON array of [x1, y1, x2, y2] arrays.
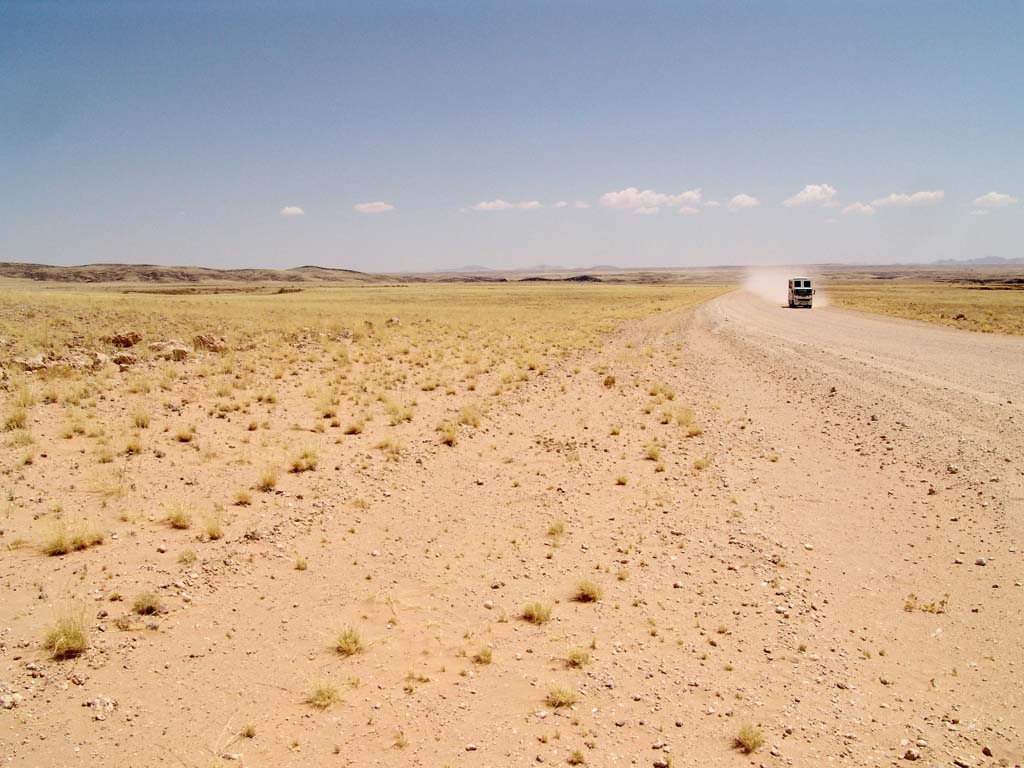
[[2, 1, 1021, 271]]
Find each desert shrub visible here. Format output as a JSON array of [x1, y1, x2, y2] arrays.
[[566, 647, 590, 668], [132, 591, 162, 615], [522, 602, 552, 625], [573, 580, 602, 603], [3, 409, 27, 432], [307, 682, 339, 710], [437, 421, 457, 446], [545, 685, 578, 708], [43, 519, 104, 556], [336, 626, 363, 657], [164, 506, 192, 529], [256, 468, 278, 492], [734, 724, 764, 754], [289, 449, 318, 473], [44, 605, 89, 659], [458, 404, 481, 427]]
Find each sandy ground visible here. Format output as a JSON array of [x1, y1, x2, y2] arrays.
[[2, 290, 1022, 767]]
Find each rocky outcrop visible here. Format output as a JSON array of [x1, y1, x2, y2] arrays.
[[192, 334, 227, 352], [148, 340, 189, 361]]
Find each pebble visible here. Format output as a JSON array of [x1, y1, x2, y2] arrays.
[[465, 744, 477, 751], [975, 558, 987, 566], [903, 748, 920, 761]]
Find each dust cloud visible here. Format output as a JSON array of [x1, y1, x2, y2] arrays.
[[742, 267, 829, 307]]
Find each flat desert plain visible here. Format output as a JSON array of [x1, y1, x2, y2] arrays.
[[1, 278, 1022, 768]]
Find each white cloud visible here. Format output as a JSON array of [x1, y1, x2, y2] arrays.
[[354, 201, 394, 214], [600, 187, 702, 210], [633, 206, 660, 215], [573, 200, 591, 209], [842, 202, 875, 216], [973, 191, 1018, 208], [552, 201, 569, 208], [969, 209, 990, 216], [471, 199, 514, 211], [728, 194, 760, 212], [279, 206, 305, 217], [870, 190, 944, 208], [783, 183, 838, 208], [470, 199, 542, 211], [678, 206, 700, 216], [704, 200, 721, 208]]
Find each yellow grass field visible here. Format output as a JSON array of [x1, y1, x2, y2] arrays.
[[825, 280, 1024, 335], [2, 281, 734, 764]]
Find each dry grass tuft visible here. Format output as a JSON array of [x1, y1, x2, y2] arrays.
[[132, 591, 162, 615], [3, 408, 28, 432], [256, 468, 278, 492], [307, 682, 339, 710], [471, 647, 493, 665], [734, 723, 764, 754], [164, 506, 192, 529], [375, 437, 402, 461], [437, 421, 458, 446], [335, 626, 364, 657], [44, 605, 89, 659], [458, 404, 481, 427], [573, 580, 603, 603], [545, 685, 579, 709], [204, 512, 224, 541], [43, 519, 104, 556], [289, 448, 318, 473], [565, 647, 591, 668], [522, 602, 552, 625]]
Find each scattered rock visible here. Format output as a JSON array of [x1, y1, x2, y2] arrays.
[[83, 697, 117, 721], [112, 351, 138, 370], [103, 331, 141, 348], [148, 340, 189, 361], [13, 354, 48, 372], [193, 334, 227, 352]]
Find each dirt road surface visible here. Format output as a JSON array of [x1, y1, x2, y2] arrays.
[[2, 290, 1021, 767]]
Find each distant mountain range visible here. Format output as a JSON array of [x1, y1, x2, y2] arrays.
[[0, 262, 389, 284], [933, 256, 1024, 266], [435, 264, 624, 273]]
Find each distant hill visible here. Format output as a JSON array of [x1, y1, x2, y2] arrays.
[[433, 265, 496, 273], [0, 262, 389, 284], [933, 256, 1024, 266]]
